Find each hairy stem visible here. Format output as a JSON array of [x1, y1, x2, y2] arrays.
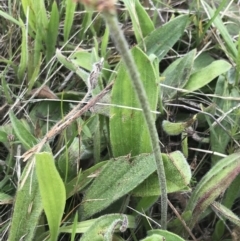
[[102, 11, 168, 229]]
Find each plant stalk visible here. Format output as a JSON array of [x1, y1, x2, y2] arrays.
[[102, 11, 168, 229]]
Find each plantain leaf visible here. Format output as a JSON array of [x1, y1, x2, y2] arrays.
[[186, 152, 240, 227], [110, 46, 158, 157], [36, 152, 66, 241], [140, 15, 189, 60], [79, 151, 191, 219], [161, 49, 196, 100], [8, 161, 42, 241], [183, 60, 232, 92], [132, 151, 191, 196]]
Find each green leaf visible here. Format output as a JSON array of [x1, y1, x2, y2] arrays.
[[46, 1, 60, 62], [210, 75, 239, 164], [36, 152, 66, 241], [0, 9, 23, 27], [148, 230, 185, 241], [184, 60, 232, 92], [64, 0, 77, 42], [132, 151, 191, 196], [110, 46, 158, 157], [211, 201, 240, 227], [8, 162, 42, 241], [0, 130, 8, 142], [79, 154, 157, 219], [81, 214, 135, 241], [140, 234, 165, 241], [79, 151, 191, 219], [17, 19, 28, 81], [140, 15, 189, 60], [186, 152, 240, 227], [65, 161, 107, 198], [122, 0, 154, 44], [9, 110, 38, 149], [161, 49, 196, 100]]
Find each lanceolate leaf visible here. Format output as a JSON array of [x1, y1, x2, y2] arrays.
[[140, 15, 189, 60], [185, 152, 240, 227], [161, 49, 196, 100], [36, 152, 66, 241], [8, 162, 42, 241], [132, 151, 191, 196], [110, 46, 158, 157], [79, 152, 191, 220], [183, 60, 232, 92]]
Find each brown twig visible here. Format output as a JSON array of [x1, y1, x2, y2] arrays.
[[22, 82, 113, 162]]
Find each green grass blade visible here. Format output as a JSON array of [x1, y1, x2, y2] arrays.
[[17, 18, 28, 81], [0, 9, 23, 27], [36, 152, 66, 241], [203, 2, 238, 59]]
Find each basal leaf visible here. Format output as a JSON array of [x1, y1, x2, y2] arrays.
[[183, 60, 231, 92], [140, 15, 189, 60], [36, 152, 66, 241], [161, 49, 196, 100], [132, 151, 191, 196], [110, 46, 158, 157], [186, 152, 240, 227]]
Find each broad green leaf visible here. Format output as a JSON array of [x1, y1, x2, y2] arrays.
[[110, 46, 158, 157], [186, 152, 240, 227], [79, 152, 191, 219], [81, 214, 135, 241], [184, 60, 232, 92], [79, 154, 157, 219], [70, 51, 93, 71], [203, 2, 237, 59], [0, 192, 13, 204], [36, 152, 66, 241], [8, 161, 42, 241], [123, 0, 154, 44], [132, 151, 191, 196], [64, 0, 77, 42], [46, 1, 60, 62], [140, 15, 189, 60], [161, 49, 196, 100], [9, 111, 38, 149], [148, 230, 185, 241]]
